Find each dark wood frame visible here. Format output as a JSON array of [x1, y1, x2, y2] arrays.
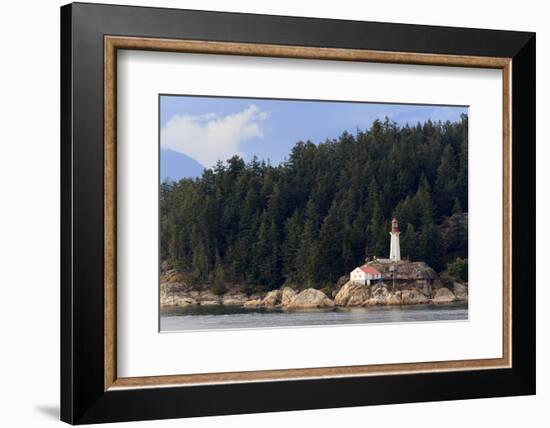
[[61, 2, 536, 424]]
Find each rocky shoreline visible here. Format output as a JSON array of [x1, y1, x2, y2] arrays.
[[161, 276, 468, 310]]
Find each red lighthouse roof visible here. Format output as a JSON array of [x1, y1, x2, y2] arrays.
[[359, 265, 381, 275]]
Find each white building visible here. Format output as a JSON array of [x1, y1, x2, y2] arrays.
[[389, 217, 401, 261], [350, 265, 382, 285]]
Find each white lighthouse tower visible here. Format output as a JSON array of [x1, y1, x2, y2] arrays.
[[389, 218, 401, 262]]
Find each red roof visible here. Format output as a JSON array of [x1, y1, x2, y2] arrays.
[[359, 265, 381, 275]]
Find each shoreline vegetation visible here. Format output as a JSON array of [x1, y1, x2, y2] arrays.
[[160, 259, 468, 310]]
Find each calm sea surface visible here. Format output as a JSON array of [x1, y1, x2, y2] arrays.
[[160, 304, 468, 332]]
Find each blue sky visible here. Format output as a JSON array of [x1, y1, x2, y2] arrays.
[[160, 95, 467, 172]]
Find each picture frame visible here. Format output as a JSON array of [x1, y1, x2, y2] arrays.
[[60, 2, 535, 424]]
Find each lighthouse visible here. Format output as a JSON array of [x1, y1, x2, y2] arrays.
[[389, 218, 401, 262]]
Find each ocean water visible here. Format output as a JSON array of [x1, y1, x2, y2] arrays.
[[160, 303, 468, 332]]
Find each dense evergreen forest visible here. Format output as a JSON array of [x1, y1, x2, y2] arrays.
[[160, 115, 468, 293]]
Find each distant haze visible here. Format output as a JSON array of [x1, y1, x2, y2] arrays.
[[160, 149, 205, 181]]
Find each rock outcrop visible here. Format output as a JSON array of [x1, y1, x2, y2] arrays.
[[161, 294, 197, 307], [160, 282, 192, 306], [367, 259, 437, 281], [222, 293, 249, 306], [453, 282, 468, 302], [196, 291, 221, 305], [366, 285, 391, 305], [160, 266, 467, 308], [287, 288, 335, 309], [361, 285, 431, 306], [432, 287, 456, 304], [400, 289, 430, 304], [334, 281, 370, 306], [385, 292, 402, 305], [332, 275, 350, 297], [262, 289, 281, 307], [243, 299, 263, 308], [364, 259, 441, 296], [259, 287, 298, 307], [281, 287, 298, 306], [161, 282, 225, 306]]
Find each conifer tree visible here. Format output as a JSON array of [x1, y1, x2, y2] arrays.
[[415, 174, 435, 226], [318, 200, 345, 284], [212, 252, 227, 295], [190, 227, 209, 282], [160, 116, 468, 292], [282, 210, 303, 283], [295, 220, 319, 288], [435, 144, 457, 216]]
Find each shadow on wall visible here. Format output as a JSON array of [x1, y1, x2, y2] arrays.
[[35, 405, 59, 420]]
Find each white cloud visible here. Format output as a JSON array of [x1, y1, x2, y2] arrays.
[[161, 105, 268, 167]]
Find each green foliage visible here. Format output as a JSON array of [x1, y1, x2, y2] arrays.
[[282, 210, 303, 283], [211, 253, 227, 295], [160, 116, 468, 289], [446, 257, 468, 282], [294, 219, 319, 288]]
